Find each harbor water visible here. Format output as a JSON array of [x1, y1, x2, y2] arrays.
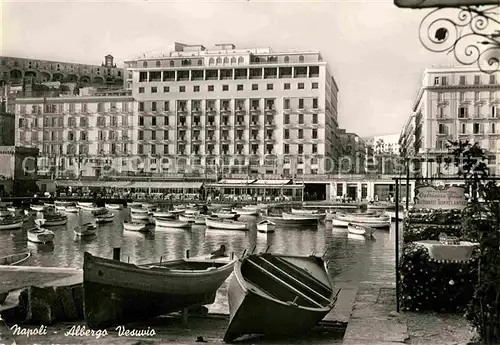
[[0, 208, 397, 314]]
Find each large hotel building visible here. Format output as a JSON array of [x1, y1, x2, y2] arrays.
[[125, 42, 340, 176], [400, 66, 500, 177], [13, 43, 340, 178]]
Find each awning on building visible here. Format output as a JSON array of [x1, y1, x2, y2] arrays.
[[218, 179, 257, 185], [55, 181, 133, 188], [253, 179, 291, 185], [127, 181, 203, 189]]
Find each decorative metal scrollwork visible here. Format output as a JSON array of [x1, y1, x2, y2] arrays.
[[419, 5, 500, 73]]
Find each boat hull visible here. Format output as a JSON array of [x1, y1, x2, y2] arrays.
[[83, 252, 235, 328], [206, 218, 248, 230], [224, 254, 336, 342], [347, 224, 375, 236], [123, 222, 148, 232], [27, 228, 55, 243], [212, 212, 240, 220], [131, 213, 150, 220], [105, 204, 124, 210], [282, 212, 324, 221], [155, 218, 191, 228], [265, 216, 318, 227], [257, 221, 276, 233], [0, 252, 31, 265], [95, 215, 114, 223], [0, 221, 23, 230]]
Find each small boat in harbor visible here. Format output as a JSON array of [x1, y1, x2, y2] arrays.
[[131, 213, 151, 221], [35, 214, 67, 227], [233, 207, 259, 216], [282, 212, 325, 221], [65, 204, 79, 213], [105, 203, 124, 210], [83, 251, 236, 328], [211, 210, 240, 220], [91, 208, 108, 216], [206, 217, 248, 230], [154, 218, 192, 229], [95, 213, 115, 224], [0, 251, 31, 266], [74, 222, 97, 237], [179, 214, 206, 225], [0, 208, 12, 217], [0, 217, 23, 230], [257, 220, 276, 233], [152, 210, 175, 218], [79, 204, 102, 212], [123, 221, 149, 232], [291, 208, 320, 215], [30, 204, 46, 212], [265, 215, 319, 227], [77, 201, 94, 208], [223, 252, 339, 342], [335, 213, 391, 229], [130, 207, 149, 214], [27, 227, 55, 244], [347, 223, 375, 237]]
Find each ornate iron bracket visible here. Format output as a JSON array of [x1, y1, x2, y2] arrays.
[[419, 5, 500, 73]]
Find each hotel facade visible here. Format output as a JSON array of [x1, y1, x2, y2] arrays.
[[400, 66, 500, 177], [125, 42, 340, 176]]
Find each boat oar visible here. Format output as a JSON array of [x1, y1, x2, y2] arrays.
[[241, 248, 247, 258], [251, 245, 256, 254], [265, 245, 271, 253]]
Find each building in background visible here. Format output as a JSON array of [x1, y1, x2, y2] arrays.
[[0, 55, 124, 89], [0, 82, 15, 146], [399, 66, 500, 177], [125, 42, 340, 176], [364, 133, 401, 154], [337, 129, 367, 174], [14, 90, 134, 179], [0, 146, 39, 196]]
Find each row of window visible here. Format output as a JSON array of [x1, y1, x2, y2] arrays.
[[133, 143, 319, 155], [433, 74, 497, 86], [139, 82, 319, 94], [140, 55, 311, 68], [18, 103, 131, 115], [437, 91, 498, 102], [456, 106, 499, 118], [438, 122, 499, 135]]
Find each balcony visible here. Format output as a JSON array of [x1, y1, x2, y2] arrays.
[[235, 121, 246, 127], [206, 108, 217, 115], [250, 121, 260, 128], [265, 136, 275, 143], [250, 136, 260, 142], [191, 108, 202, 114], [221, 122, 231, 128], [177, 108, 188, 114], [265, 107, 276, 114], [265, 120, 276, 128], [250, 107, 261, 115], [192, 136, 201, 142], [235, 107, 246, 115], [206, 136, 216, 142], [206, 122, 216, 128], [236, 136, 245, 142], [221, 136, 231, 142], [178, 136, 187, 142], [220, 107, 232, 115]]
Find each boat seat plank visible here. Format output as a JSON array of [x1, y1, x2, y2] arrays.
[[246, 259, 324, 308], [270, 256, 332, 293], [257, 256, 332, 304]]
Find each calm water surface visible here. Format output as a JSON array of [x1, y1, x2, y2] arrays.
[[0, 208, 397, 314]]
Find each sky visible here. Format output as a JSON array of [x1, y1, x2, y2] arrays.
[[0, 0, 456, 137]]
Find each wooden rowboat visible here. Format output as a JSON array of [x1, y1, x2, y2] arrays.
[[211, 211, 240, 220], [0, 251, 31, 266], [123, 221, 148, 232], [0, 218, 23, 230], [105, 203, 124, 210], [95, 213, 115, 224], [27, 227, 55, 244], [282, 212, 325, 221], [83, 251, 236, 328], [224, 253, 339, 342], [233, 208, 259, 216], [347, 223, 375, 237], [154, 218, 191, 229], [74, 223, 97, 237], [257, 220, 276, 233], [291, 208, 319, 215], [206, 217, 248, 230]]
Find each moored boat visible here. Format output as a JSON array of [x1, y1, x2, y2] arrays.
[[131, 213, 150, 221], [91, 208, 109, 216], [154, 218, 192, 229], [95, 213, 115, 224], [335, 213, 391, 228], [282, 212, 324, 221], [291, 208, 319, 215], [257, 220, 276, 233], [77, 201, 95, 208], [0, 251, 31, 266], [130, 207, 149, 214], [83, 251, 236, 328], [206, 217, 248, 230], [152, 210, 175, 218], [347, 223, 375, 237], [79, 204, 102, 212], [223, 252, 339, 342], [179, 214, 206, 225], [123, 221, 148, 232], [105, 203, 124, 210], [27, 227, 55, 244], [35, 214, 67, 227], [74, 222, 98, 237], [30, 204, 46, 212], [65, 205, 79, 213], [0, 218, 23, 230], [233, 207, 259, 216], [265, 215, 319, 227], [212, 210, 240, 220], [0, 208, 12, 217]]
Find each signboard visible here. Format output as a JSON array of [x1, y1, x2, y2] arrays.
[[394, 0, 500, 8], [414, 184, 467, 210]]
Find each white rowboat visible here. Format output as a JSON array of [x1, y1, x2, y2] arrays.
[[154, 218, 192, 229], [27, 227, 55, 243], [206, 217, 248, 230], [347, 223, 376, 237], [257, 220, 276, 233]]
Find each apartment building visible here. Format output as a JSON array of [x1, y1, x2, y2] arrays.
[[14, 91, 134, 178], [400, 66, 500, 176], [125, 42, 340, 176]]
